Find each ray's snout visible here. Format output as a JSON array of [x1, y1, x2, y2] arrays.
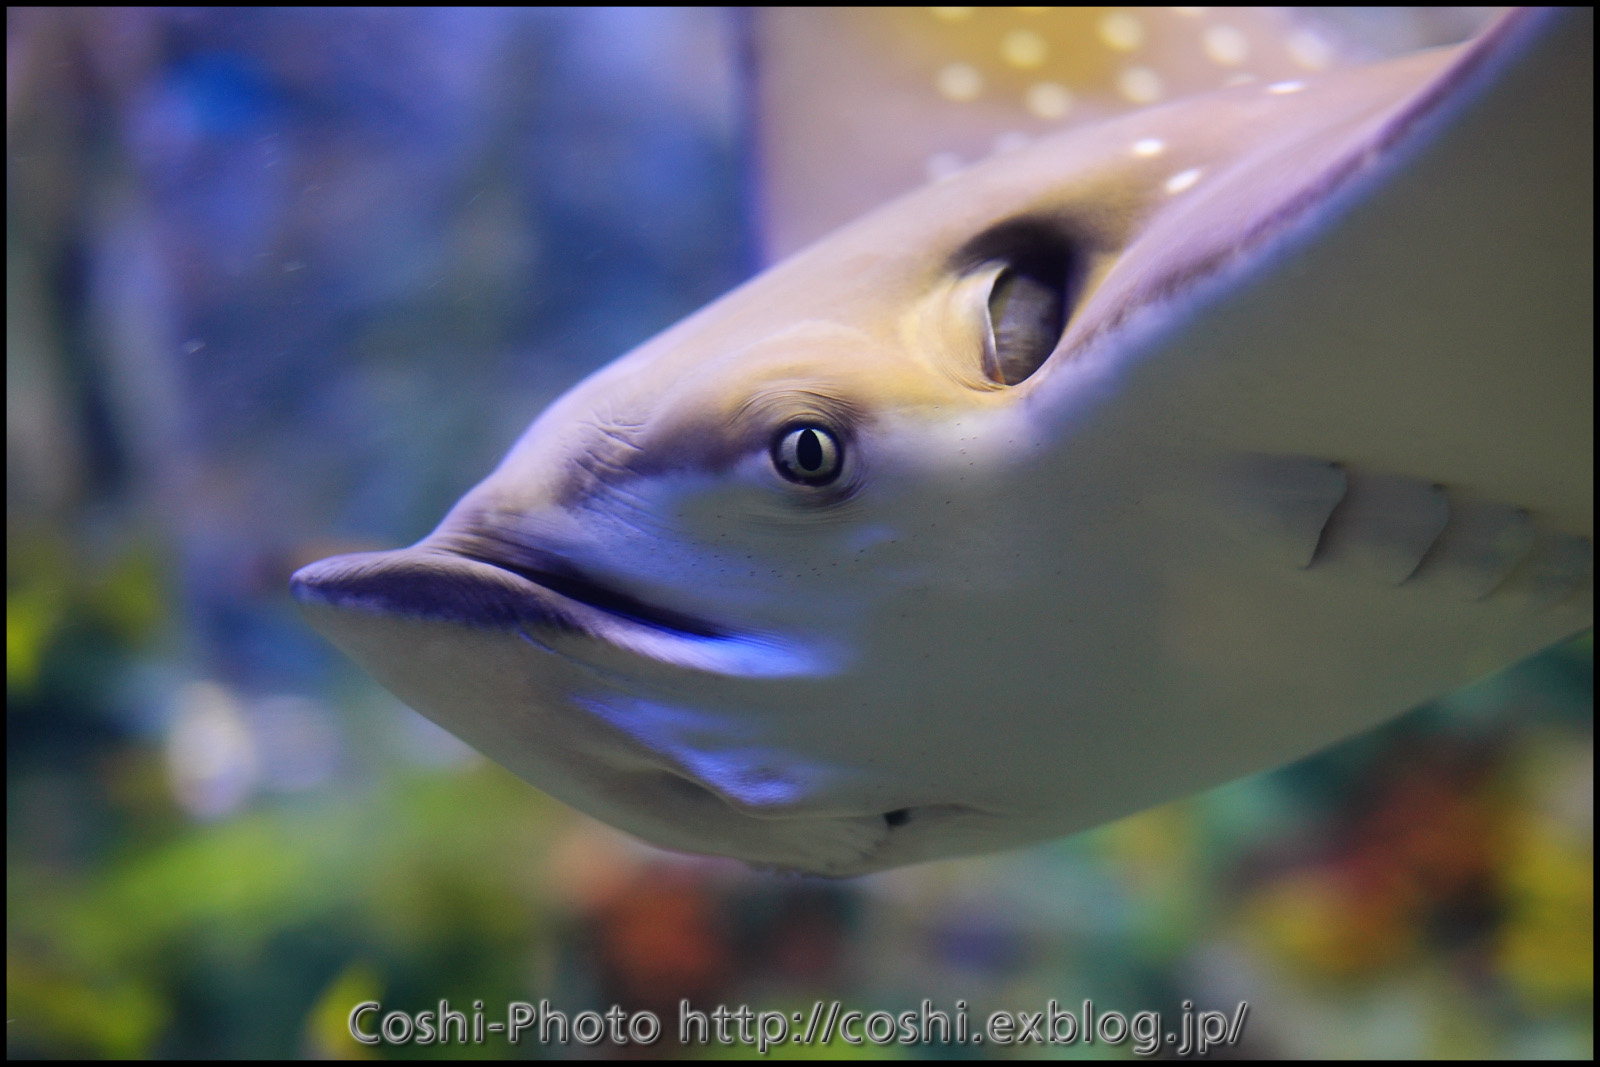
[[290, 546, 578, 632], [292, 524, 730, 644]]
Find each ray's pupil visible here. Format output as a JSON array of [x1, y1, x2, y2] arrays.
[[797, 428, 823, 471]]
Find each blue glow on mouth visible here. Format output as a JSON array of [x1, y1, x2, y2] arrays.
[[578, 694, 831, 810], [598, 624, 844, 678]]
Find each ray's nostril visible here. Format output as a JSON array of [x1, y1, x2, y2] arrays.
[[884, 808, 912, 828]]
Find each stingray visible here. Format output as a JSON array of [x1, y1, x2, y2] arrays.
[[293, 8, 1592, 876]]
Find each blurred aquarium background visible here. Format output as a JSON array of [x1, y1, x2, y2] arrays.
[[6, 7, 1591, 1059]]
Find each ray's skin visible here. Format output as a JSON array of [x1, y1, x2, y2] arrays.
[[756, 6, 1358, 258], [294, 9, 1591, 876], [752, 7, 1499, 259]]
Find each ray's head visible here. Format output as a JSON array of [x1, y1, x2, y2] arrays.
[[290, 203, 1104, 873], [290, 22, 1528, 875]]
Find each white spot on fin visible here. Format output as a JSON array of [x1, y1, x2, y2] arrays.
[[1001, 29, 1047, 69], [1164, 167, 1203, 194], [1025, 81, 1073, 119], [936, 62, 983, 102], [1117, 66, 1164, 104], [1287, 28, 1335, 71], [1202, 24, 1250, 66], [1098, 13, 1145, 53]]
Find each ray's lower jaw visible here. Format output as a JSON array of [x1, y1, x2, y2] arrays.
[[600, 768, 1006, 876], [292, 547, 1009, 873], [742, 802, 1015, 877]]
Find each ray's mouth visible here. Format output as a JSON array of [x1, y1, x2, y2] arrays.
[[291, 532, 727, 641], [449, 539, 728, 639]]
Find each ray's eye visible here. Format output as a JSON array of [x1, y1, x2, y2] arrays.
[[772, 425, 843, 486]]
